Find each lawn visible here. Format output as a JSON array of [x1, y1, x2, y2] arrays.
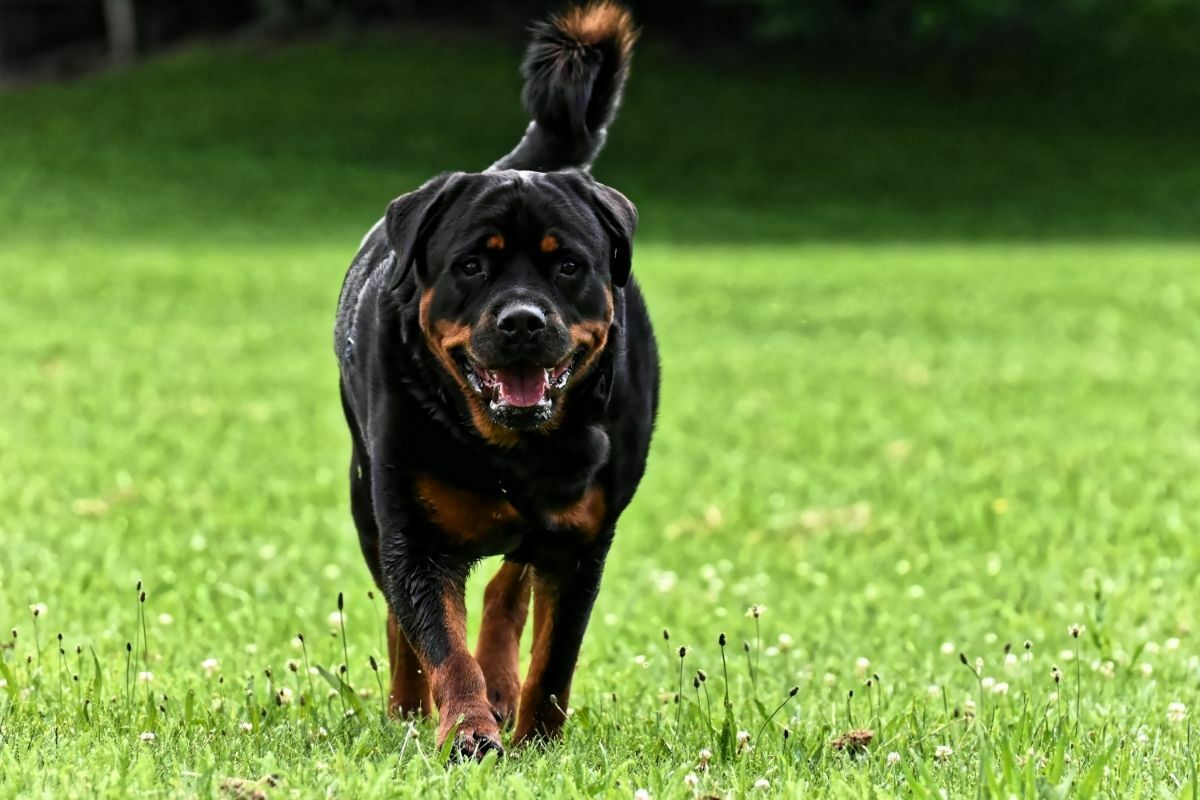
[[2, 30, 1199, 799]]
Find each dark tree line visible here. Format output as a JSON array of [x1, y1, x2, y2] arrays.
[[2, 0, 1193, 73]]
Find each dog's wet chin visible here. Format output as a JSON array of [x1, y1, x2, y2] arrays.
[[455, 349, 581, 430]]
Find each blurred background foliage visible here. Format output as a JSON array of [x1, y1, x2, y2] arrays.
[[3, 0, 1199, 77]]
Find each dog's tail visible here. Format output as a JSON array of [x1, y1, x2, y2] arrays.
[[489, 1, 637, 173]]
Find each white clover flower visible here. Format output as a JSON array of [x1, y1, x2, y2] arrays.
[[137, 671, 154, 684], [291, 637, 304, 650], [1096, 661, 1115, 679], [156, 613, 173, 626], [1167, 702, 1188, 725], [963, 697, 977, 717], [992, 681, 1009, 696], [244, 643, 258, 655], [1059, 650, 1075, 661], [698, 748, 712, 763], [633, 655, 647, 667], [1165, 637, 1181, 651], [981, 677, 996, 691], [29, 603, 47, 618], [139, 731, 156, 743], [634, 790, 651, 800], [653, 571, 678, 593], [823, 672, 837, 687], [328, 611, 345, 628], [1139, 663, 1153, 678], [1004, 653, 1019, 670], [935, 744, 954, 760], [317, 726, 329, 738], [940, 642, 956, 655], [201, 658, 219, 676], [0, 679, 7, 689], [1144, 641, 1160, 655], [887, 751, 901, 765], [754, 779, 770, 791], [737, 730, 751, 745], [239, 722, 253, 733], [926, 684, 941, 698], [855, 657, 871, 676], [777, 633, 794, 650], [684, 773, 699, 789]]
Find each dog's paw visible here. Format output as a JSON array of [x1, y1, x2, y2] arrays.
[[487, 681, 520, 728], [438, 709, 504, 762], [446, 726, 504, 762]]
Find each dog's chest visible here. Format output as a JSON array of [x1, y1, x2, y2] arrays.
[[413, 475, 605, 555]]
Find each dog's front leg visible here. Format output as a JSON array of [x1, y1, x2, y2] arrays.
[[380, 534, 501, 758], [513, 537, 611, 745]]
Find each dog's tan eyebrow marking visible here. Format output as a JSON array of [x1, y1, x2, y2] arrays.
[[486, 233, 506, 250], [539, 234, 560, 253]]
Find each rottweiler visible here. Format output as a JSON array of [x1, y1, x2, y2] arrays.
[[334, 2, 658, 758]]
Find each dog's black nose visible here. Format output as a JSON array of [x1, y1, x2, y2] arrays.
[[497, 304, 546, 343]]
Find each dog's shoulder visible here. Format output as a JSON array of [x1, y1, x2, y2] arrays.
[[334, 221, 392, 365]]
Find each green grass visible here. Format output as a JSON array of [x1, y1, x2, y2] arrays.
[[2, 32, 1200, 799]]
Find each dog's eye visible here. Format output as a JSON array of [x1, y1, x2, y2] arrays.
[[459, 258, 483, 277], [559, 259, 580, 276]]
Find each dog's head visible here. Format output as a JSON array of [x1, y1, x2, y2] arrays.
[[385, 169, 636, 445]]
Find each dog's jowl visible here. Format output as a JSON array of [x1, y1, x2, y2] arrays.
[[333, 2, 658, 758]]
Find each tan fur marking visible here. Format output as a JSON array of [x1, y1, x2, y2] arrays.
[[540, 234, 559, 254], [419, 289, 520, 448], [568, 286, 615, 383], [486, 233, 505, 250], [556, 1, 638, 56], [414, 474, 519, 543], [427, 591, 497, 749], [475, 562, 532, 725], [548, 486, 606, 539], [513, 576, 568, 744], [387, 610, 432, 717]]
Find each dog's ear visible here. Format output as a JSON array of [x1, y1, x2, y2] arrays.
[[591, 183, 637, 287], [385, 172, 465, 291]]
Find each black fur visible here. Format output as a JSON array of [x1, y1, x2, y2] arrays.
[[333, 3, 656, 753], [491, 2, 636, 171]]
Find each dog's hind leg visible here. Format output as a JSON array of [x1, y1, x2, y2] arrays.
[[386, 609, 432, 717], [475, 560, 532, 727]]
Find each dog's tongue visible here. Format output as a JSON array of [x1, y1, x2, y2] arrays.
[[494, 362, 547, 407]]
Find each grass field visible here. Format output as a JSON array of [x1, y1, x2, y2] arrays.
[[2, 31, 1200, 798]]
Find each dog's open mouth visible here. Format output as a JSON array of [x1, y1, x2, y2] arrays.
[[455, 349, 581, 425]]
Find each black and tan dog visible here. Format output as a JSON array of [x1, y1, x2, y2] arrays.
[[334, 2, 658, 758]]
